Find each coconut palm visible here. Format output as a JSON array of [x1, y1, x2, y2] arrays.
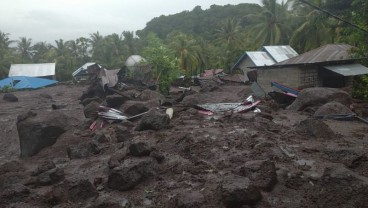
[[246, 0, 291, 47], [17, 37, 33, 63]]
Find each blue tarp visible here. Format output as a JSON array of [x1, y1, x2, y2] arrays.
[[0, 76, 58, 90]]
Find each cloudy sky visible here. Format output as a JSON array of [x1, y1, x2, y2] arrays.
[[0, 0, 263, 44]]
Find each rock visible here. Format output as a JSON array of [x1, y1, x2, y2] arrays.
[[81, 96, 103, 106], [0, 183, 30, 204], [296, 119, 335, 139], [114, 126, 133, 143], [67, 142, 101, 159], [93, 131, 111, 143], [106, 94, 130, 108], [175, 191, 205, 208], [314, 101, 353, 116], [221, 175, 262, 207], [33, 168, 65, 186], [288, 87, 351, 111], [138, 89, 165, 101], [108, 150, 127, 169], [129, 142, 151, 157], [107, 158, 157, 191], [52, 179, 98, 203], [150, 150, 165, 163], [135, 109, 170, 131], [3, 93, 18, 102], [123, 101, 149, 116], [51, 104, 66, 110], [39, 93, 53, 99], [17, 111, 68, 157], [83, 101, 100, 119], [238, 160, 277, 191], [90, 195, 132, 208], [0, 161, 25, 175], [32, 160, 56, 176]]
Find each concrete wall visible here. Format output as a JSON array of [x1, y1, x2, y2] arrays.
[[236, 58, 255, 82], [257, 66, 302, 92]]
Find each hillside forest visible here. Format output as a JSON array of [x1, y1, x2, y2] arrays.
[[0, 0, 368, 98]]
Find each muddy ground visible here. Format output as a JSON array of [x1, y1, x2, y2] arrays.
[[1, 82, 368, 208]]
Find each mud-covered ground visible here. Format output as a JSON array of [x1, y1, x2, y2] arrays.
[[1, 83, 368, 208]]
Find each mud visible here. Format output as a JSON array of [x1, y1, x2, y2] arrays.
[[0, 83, 368, 207]]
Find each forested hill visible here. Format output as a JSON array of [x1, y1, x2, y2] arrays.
[[136, 3, 261, 40]]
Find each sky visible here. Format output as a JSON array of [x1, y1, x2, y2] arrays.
[[0, 0, 262, 44]]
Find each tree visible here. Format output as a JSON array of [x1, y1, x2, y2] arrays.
[[246, 0, 291, 47], [17, 37, 33, 63]]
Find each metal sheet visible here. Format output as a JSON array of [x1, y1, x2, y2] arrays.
[[262, 45, 299, 63], [9, 63, 55, 77], [72, 62, 96, 77], [246, 52, 276, 66], [324, 64, 368, 76]]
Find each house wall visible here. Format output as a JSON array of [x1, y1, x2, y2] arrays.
[[257, 66, 302, 92], [236, 58, 255, 82]]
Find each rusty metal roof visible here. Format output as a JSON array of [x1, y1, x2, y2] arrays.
[[274, 44, 354, 66]]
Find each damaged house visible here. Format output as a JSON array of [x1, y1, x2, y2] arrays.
[[9, 63, 56, 80], [232, 44, 368, 93]]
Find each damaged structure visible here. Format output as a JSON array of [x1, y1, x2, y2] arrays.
[[9, 63, 56, 80], [233, 44, 368, 93]]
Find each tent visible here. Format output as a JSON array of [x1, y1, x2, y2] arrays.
[[0, 76, 58, 90]]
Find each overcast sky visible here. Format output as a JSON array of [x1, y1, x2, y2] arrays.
[[0, 0, 263, 44]]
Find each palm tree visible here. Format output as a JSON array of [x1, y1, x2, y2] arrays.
[[17, 37, 33, 63], [0, 31, 13, 50], [32, 41, 53, 63], [289, 0, 337, 52], [167, 32, 202, 76], [122, 31, 137, 55], [54, 39, 68, 57], [246, 0, 291, 47]]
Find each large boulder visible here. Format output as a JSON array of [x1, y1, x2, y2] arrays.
[[83, 101, 100, 119], [288, 88, 351, 111], [123, 101, 149, 116], [67, 142, 101, 159], [221, 174, 262, 207], [17, 111, 68, 157], [314, 101, 353, 116], [106, 94, 130, 108], [3, 93, 18, 102], [296, 119, 335, 139], [107, 158, 156, 191], [135, 109, 170, 131], [238, 160, 277, 192], [138, 89, 165, 101]]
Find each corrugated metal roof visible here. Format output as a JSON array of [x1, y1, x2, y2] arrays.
[[246, 52, 276, 66], [275, 44, 354, 66], [262, 45, 299, 63], [324, 64, 368, 76], [72, 62, 96, 77], [9, 63, 55, 77]]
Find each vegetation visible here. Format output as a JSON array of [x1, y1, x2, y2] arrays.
[[0, 0, 367, 98]]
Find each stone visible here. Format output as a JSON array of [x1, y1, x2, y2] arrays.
[[175, 191, 205, 208], [3, 93, 18, 102], [32, 160, 56, 176], [238, 160, 277, 192], [106, 94, 130, 108], [221, 175, 262, 207], [67, 142, 101, 159], [288, 87, 351, 111], [81, 96, 103, 106], [114, 126, 133, 143], [296, 119, 335, 139], [52, 179, 98, 203], [0, 183, 30, 204], [93, 131, 111, 143], [51, 104, 66, 110], [129, 142, 151, 157], [107, 158, 156, 191], [108, 150, 127, 169], [135, 109, 170, 131], [33, 168, 65, 186], [90, 195, 132, 208], [314, 101, 353, 116], [138, 89, 165, 101], [123, 101, 149, 116], [83, 101, 100, 119], [17, 111, 68, 157]]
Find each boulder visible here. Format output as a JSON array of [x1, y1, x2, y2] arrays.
[[67, 142, 101, 159], [238, 160, 277, 191], [138, 89, 165, 101], [123, 101, 149, 116], [175, 191, 205, 208], [51, 179, 98, 203], [32, 168, 65, 186], [3, 93, 18, 102], [129, 142, 151, 157], [31, 160, 56, 176], [221, 175, 262, 207], [135, 109, 170, 131], [296, 119, 335, 139], [17, 111, 68, 157], [288, 88, 351, 111], [106, 94, 130, 108], [81, 96, 103, 106], [107, 158, 156, 191], [114, 126, 133, 143], [83, 101, 100, 119], [314, 101, 353, 116]]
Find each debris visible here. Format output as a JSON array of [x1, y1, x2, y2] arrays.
[[97, 106, 128, 121], [271, 81, 300, 96], [166, 108, 173, 119], [195, 96, 261, 114], [251, 82, 267, 97]]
